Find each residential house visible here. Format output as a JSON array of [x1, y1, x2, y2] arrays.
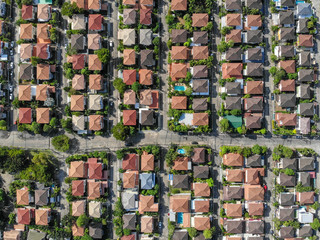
[[123, 9, 136, 25], [36, 108, 50, 124], [17, 208, 31, 225], [89, 223, 103, 239], [171, 29, 187, 43], [72, 75, 85, 91], [123, 171, 139, 189], [243, 30, 262, 44], [278, 27, 295, 42], [171, 96, 187, 109], [123, 90, 136, 105], [35, 209, 50, 225], [172, 174, 189, 189], [245, 0, 262, 9], [72, 115, 85, 132], [192, 148, 206, 163], [70, 95, 85, 111], [35, 43, 50, 60], [299, 51, 311, 67], [226, 29, 242, 43], [226, 169, 244, 182], [88, 34, 102, 50], [246, 154, 263, 167], [37, 24, 51, 43], [123, 214, 136, 230], [248, 202, 264, 216], [140, 173, 155, 189], [297, 19, 308, 33], [244, 47, 263, 62], [122, 191, 138, 211], [275, 113, 297, 127], [72, 224, 85, 237], [194, 216, 210, 231], [192, 113, 209, 126], [140, 49, 154, 66], [88, 54, 102, 71], [192, 46, 208, 60], [140, 152, 154, 171], [193, 182, 210, 197], [278, 208, 295, 221], [298, 102, 314, 116], [138, 195, 159, 214], [193, 199, 210, 213], [298, 34, 313, 48], [279, 79, 295, 92], [123, 110, 137, 126], [278, 173, 296, 187], [19, 108, 32, 124], [19, 85, 31, 101], [222, 63, 243, 79], [88, 95, 103, 110], [244, 185, 264, 201], [88, 0, 101, 11], [244, 97, 263, 112], [246, 220, 264, 234], [298, 69, 314, 82], [140, 9, 152, 25], [20, 43, 33, 61], [171, 46, 188, 60], [140, 29, 152, 46], [123, 153, 138, 170], [279, 192, 295, 206], [72, 14, 86, 30], [225, 0, 241, 11], [89, 201, 102, 218], [193, 31, 208, 45], [192, 79, 209, 95], [89, 115, 103, 131], [226, 13, 242, 28], [171, 0, 187, 11], [245, 115, 262, 129], [16, 187, 30, 205], [87, 181, 102, 199], [223, 186, 243, 200], [123, 69, 137, 85], [225, 96, 241, 110], [193, 98, 207, 111], [224, 220, 244, 234], [170, 63, 187, 81], [139, 69, 153, 85], [72, 54, 86, 70], [296, 2, 313, 19], [299, 157, 315, 171], [225, 82, 241, 95], [37, 4, 51, 22], [72, 200, 86, 216], [72, 180, 85, 196], [36, 84, 49, 101], [89, 74, 102, 91], [69, 161, 87, 178], [192, 13, 208, 27], [141, 216, 153, 233], [223, 153, 243, 167], [244, 81, 263, 94], [71, 34, 85, 51], [245, 15, 262, 29], [225, 47, 243, 61], [37, 64, 51, 80], [88, 14, 103, 31], [244, 63, 263, 77], [275, 45, 295, 58], [121, 29, 136, 46], [170, 194, 190, 212], [22, 5, 34, 20], [20, 24, 33, 40], [192, 65, 208, 78], [279, 226, 295, 238], [277, 93, 296, 108]]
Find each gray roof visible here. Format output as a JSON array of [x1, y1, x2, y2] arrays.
[[246, 30, 262, 44], [297, 19, 309, 33], [297, 225, 313, 237], [224, 220, 244, 234], [140, 29, 153, 46], [299, 84, 311, 99], [140, 173, 155, 189], [192, 98, 208, 111], [172, 231, 188, 240], [298, 69, 314, 82], [246, 154, 262, 167], [193, 65, 208, 78], [140, 49, 154, 66], [279, 173, 296, 187], [194, 233, 205, 240], [226, 0, 242, 10], [299, 157, 315, 171], [171, 29, 187, 43], [299, 103, 314, 116], [245, 97, 263, 112], [245, 0, 262, 9], [246, 221, 264, 234], [35, 189, 49, 206], [140, 109, 154, 126], [89, 223, 103, 239], [20, 63, 33, 80], [280, 0, 294, 7], [194, 165, 209, 178], [123, 214, 136, 230], [122, 191, 137, 211], [193, 31, 208, 44], [282, 158, 297, 170], [172, 174, 189, 189], [297, 3, 312, 17], [246, 63, 263, 77], [27, 230, 46, 240], [223, 186, 243, 200], [71, 34, 84, 50], [279, 27, 295, 41], [278, 93, 296, 108], [247, 48, 262, 61], [299, 52, 311, 67], [280, 226, 295, 238], [123, 9, 136, 25], [225, 82, 241, 95], [192, 79, 208, 93], [279, 45, 294, 58], [279, 208, 295, 221], [280, 193, 295, 206], [225, 96, 242, 110], [299, 172, 311, 187], [226, 47, 243, 61], [279, 10, 294, 25]]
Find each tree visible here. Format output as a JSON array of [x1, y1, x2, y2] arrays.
[[43, 124, 52, 133], [31, 122, 42, 134], [61, 2, 82, 17], [76, 214, 89, 227], [95, 48, 110, 63], [80, 234, 93, 240], [311, 218, 320, 230], [221, 26, 232, 35], [112, 123, 130, 141], [284, 168, 295, 176], [269, 66, 277, 76], [220, 119, 230, 132], [187, 228, 198, 238], [50, 117, 59, 127], [52, 135, 70, 152], [203, 227, 215, 239], [131, 82, 140, 93], [113, 78, 127, 95], [123, 229, 131, 236]]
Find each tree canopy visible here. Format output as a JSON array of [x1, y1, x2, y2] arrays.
[[52, 135, 70, 152], [95, 48, 110, 63], [112, 123, 130, 141]]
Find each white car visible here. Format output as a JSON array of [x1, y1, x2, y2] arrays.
[[109, 41, 113, 47], [10, 62, 13, 68], [9, 93, 13, 100], [9, 86, 13, 92]]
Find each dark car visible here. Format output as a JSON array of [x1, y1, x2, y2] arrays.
[[178, 132, 187, 135], [125, 142, 133, 147], [191, 141, 198, 144]]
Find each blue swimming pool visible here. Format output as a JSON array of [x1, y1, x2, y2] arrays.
[[177, 212, 183, 224], [177, 149, 186, 154], [174, 86, 186, 91], [296, 0, 305, 3]]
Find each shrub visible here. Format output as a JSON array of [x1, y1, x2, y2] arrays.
[[52, 135, 70, 152], [76, 214, 89, 227]]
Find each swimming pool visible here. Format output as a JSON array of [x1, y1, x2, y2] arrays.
[[174, 86, 186, 91], [296, 0, 305, 3], [177, 212, 183, 224], [177, 149, 186, 154]]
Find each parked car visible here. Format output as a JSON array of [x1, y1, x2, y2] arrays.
[[9, 85, 13, 92], [158, 222, 162, 229], [9, 93, 13, 100], [178, 132, 187, 135], [11, 42, 14, 48], [109, 41, 113, 47], [10, 62, 13, 68], [10, 50, 13, 56], [191, 141, 198, 144], [109, 101, 114, 108], [125, 142, 133, 147]]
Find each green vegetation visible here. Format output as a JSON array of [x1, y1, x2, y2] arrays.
[[311, 218, 320, 230], [272, 145, 294, 161], [76, 214, 89, 227], [187, 227, 198, 238], [61, 2, 83, 17], [112, 122, 132, 141], [203, 227, 215, 239], [113, 78, 127, 96], [52, 135, 70, 152], [95, 48, 110, 63]]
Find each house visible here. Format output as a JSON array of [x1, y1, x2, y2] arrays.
[[71, 34, 85, 50], [72, 14, 86, 30], [121, 235, 136, 240], [89, 223, 103, 239], [171, 46, 188, 60], [140, 49, 154, 66], [87, 181, 102, 199], [244, 30, 262, 44], [140, 29, 152, 46], [192, 148, 206, 163], [298, 103, 314, 116], [70, 95, 85, 111], [278, 208, 295, 221], [279, 79, 295, 92], [20, 43, 33, 61], [138, 195, 158, 214], [246, 220, 264, 234], [88, 14, 103, 31], [140, 9, 152, 25], [171, 0, 187, 10], [88, 95, 103, 110], [140, 173, 155, 189], [298, 69, 314, 82], [86, 34, 101, 51], [173, 156, 189, 170], [193, 98, 207, 111], [72, 224, 85, 237], [225, 0, 241, 11], [171, 96, 187, 109], [122, 191, 138, 211], [279, 226, 295, 238], [19, 108, 32, 124], [37, 4, 51, 22], [36, 85, 49, 101], [37, 24, 51, 43], [192, 79, 209, 95], [248, 202, 264, 216], [69, 161, 87, 178], [37, 64, 51, 80], [123, 153, 138, 170], [299, 51, 311, 67], [89, 115, 103, 131], [141, 216, 153, 233], [194, 199, 210, 213], [224, 220, 244, 234], [16, 187, 30, 205], [225, 96, 241, 110], [140, 152, 154, 171], [277, 93, 296, 108], [123, 69, 137, 85], [20, 24, 33, 40], [172, 174, 189, 189], [19, 85, 31, 101], [297, 19, 308, 33], [222, 63, 243, 79], [170, 63, 187, 80], [193, 31, 208, 45], [121, 29, 136, 46], [192, 13, 208, 27], [172, 231, 188, 240], [88, 0, 101, 10], [245, 0, 262, 9], [123, 110, 137, 126], [194, 216, 210, 231], [244, 97, 263, 112], [245, 168, 263, 184], [123, 9, 136, 25], [299, 157, 315, 171], [245, 115, 262, 129], [123, 0, 135, 5], [224, 203, 242, 217], [139, 89, 153, 106], [71, 0, 87, 9], [223, 186, 243, 200], [170, 194, 190, 212], [72, 180, 85, 196], [225, 47, 243, 61], [279, 0, 295, 8], [17, 208, 31, 225], [298, 172, 311, 186], [139, 109, 155, 126], [226, 13, 242, 28], [226, 169, 243, 182], [244, 47, 263, 62], [192, 112, 209, 126], [123, 214, 136, 230], [297, 225, 313, 237], [89, 201, 102, 218], [123, 171, 139, 189], [226, 29, 242, 43], [171, 29, 187, 43], [244, 185, 264, 201], [192, 46, 208, 60], [35, 43, 50, 60], [244, 63, 263, 77], [278, 10, 294, 26], [36, 108, 50, 124], [89, 74, 102, 90], [278, 27, 295, 42], [297, 117, 311, 135], [72, 200, 86, 216], [298, 34, 313, 48], [35, 209, 50, 225], [123, 90, 136, 105], [88, 54, 102, 71], [275, 45, 295, 58], [296, 2, 313, 19], [72, 54, 86, 70], [3, 230, 21, 240], [223, 153, 243, 166], [246, 154, 263, 167], [72, 115, 85, 132], [87, 158, 103, 179], [244, 81, 263, 94], [278, 173, 296, 187], [279, 192, 295, 206], [22, 5, 34, 20], [246, 15, 262, 29], [281, 158, 297, 170], [192, 65, 208, 78], [193, 182, 210, 197], [123, 49, 136, 66]]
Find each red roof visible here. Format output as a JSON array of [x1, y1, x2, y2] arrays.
[[72, 180, 85, 196], [21, 5, 33, 20], [17, 208, 31, 225], [72, 54, 86, 70], [89, 14, 103, 31], [140, 9, 152, 25], [35, 43, 49, 59], [123, 110, 136, 126], [123, 69, 137, 85], [88, 158, 103, 179], [122, 153, 138, 170], [121, 235, 135, 240], [19, 108, 32, 124]]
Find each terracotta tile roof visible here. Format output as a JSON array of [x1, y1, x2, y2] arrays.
[[247, 15, 262, 27], [71, 0, 87, 10], [37, 4, 50, 21], [72, 200, 86, 216], [224, 203, 242, 217], [139, 69, 152, 85], [192, 113, 209, 126], [140, 0, 153, 6], [244, 185, 264, 201], [138, 195, 159, 214], [123, 0, 135, 5], [17, 187, 29, 205], [18, 85, 31, 101], [37, 24, 51, 43], [171, 63, 187, 80], [245, 115, 262, 129], [87, 181, 101, 199], [20, 24, 33, 40], [3, 230, 21, 239], [173, 156, 189, 170], [35, 209, 49, 225], [122, 153, 138, 170], [171, 29, 187, 43], [192, 148, 206, 163], [171, 46, 188, 60], [245, 168, 260, 184], [192, 13, 208, 27], [123, 90, 136, 105], [226, 29, 242, 43], [72, 54, 86, 70], [36, 108, 50, 124], [123, 69, 137, 85], [140, 152, 154, 171], [87, 158, 103, 179], [170, 194, 190, 212], [279, 80, 295, 92], [89, 115, 103, 131], [37, 64, 50, 80], [248, 202, 264, 216], [70, 95, 84, 111], [89, 74, 102, 90], [171, 96, 187, 109], [72, 224, 85, 237], [297, 191, 314, 205], [171, 0, 187, 10], [22, 5, 33, 20], [121, 235, 135, 240], [35, 43, 49, 59], [275, 113, 297, 127], [123, 110, 137, 126], [193, 46, 208, 60], [88, 0, 100, 10], [193, 182, 210, 197], [123, 49, 136, 65], [35, 84, 48, 101], [20, 43, 33, 60], [244, 81, 263, 94], [222, 63, 243, 79], [17, 208, 31, 224], [140, 9, 152, 25], [298, 34, 313, 47], [194, 199, 210, 212], [72, 75, 85, 90], [19, 108, 32, 124], [123, 170, 139, 188], [88, 33, 101, 50], [279, 60, 296, 74], [223, 153, 244, 167], [141, 216, 153, 233], [149, 90, 159, 109], [140, 89, 152, 106], [226, 13, 241, 26], [69, 161, 87, 178], [72, 180, 85, 196], [88, 54, 102, 71], [226, 169, 244, 182], [194, 216, 210, 230], [89, 14, 103, 31]]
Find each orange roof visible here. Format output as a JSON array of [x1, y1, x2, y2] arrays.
[[16, 188, 29, 205], [88, 33, 101, 50], [245, 168, 260, 184], [223, 153, 244, 167], [248, 202, 264, 216], [244, 185, 264, 201], [88, 54, 102, 71], [37, 4, 51, 21], [123, 69, 137, 85], [140, 152, 154, 171], [194, 216, 210, 230], [275, 113, 297, 127], [72, 224, 85, 237], [192, 113, 209, 126], [69, 161, 87, 178], [88, 14, 103, 31], [226, 29, 242, 43], [123, 110, 137, 126], [224, 203, 243, 217], [87, 181, 101, 199], [244, 81, 264, 94], [279, 79, 295, 92], [72, 54, 86, 70], [140, 0, 153, 5], [226, 13, 241, 26], [18, 85, 31, 101], [170, 194, 190, 212], [20, 43, 33, 59], [193, 46, 208, 60], [71, 0, 87, 9], [226, 169, 244, 182], [140, 8, 152, 25], [138, 195, 159, 214], [192, 13, 208, 27], [70, 95, 84, 111], [171, 96, 187, 109], [123, 0, 135, 5], [123, 170, 139, 188], [122, 153, 138, 170], [279, 60, 296, 74], [17, 208, 30, 224], [298, 34, 313, 47], [171, 46, 188, 60], [37, 24, 51, 43], [19, 108, 32, 124], [20, 24, 33, 40], [171, 0, 187, 10], [88, 0, 100, 10], [297, 191, 314, 205], [72, 75, 85, 90], [89, 74, 102, 90], [21, 5, 33, 20], [35, 43, 49, 59], [36, 108, 50, 124], [35, 209, 50, 225], [36, 84, 48, 101], [141, 216, 153, 233], [194, 199, 210, 212], [247, 15, 262, 27], [222, 63, 243, 79], [87, 158, 103, 179], [123, 49, 136, 65], [172, 156, 189, 170], [193, 182, 210, 197], [139, 69, 153, 85], [149, 90, 159, 109], [36, 64, 50, 80], [72, 180, 85, 196], [89, 115, 103, 131], [123, 90, 136, 105]]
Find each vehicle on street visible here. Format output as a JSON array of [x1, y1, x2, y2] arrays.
[[125, 142, 133, 147], [109, 101, 114, 108], [158, 222, 162, 229], [9, 93, 13, 100], [10, 50, 13, 56], [191, 141, 198, 144], [178, 132, 187, 135], [11, 42, 14, 48], [109, 41, 113, 47], [10, 62, 13, 69], [9, 86, 13, 92]]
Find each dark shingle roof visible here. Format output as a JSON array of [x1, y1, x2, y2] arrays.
[[140, 110, 154, 125], [279, 10, 294, 25], [280, 193, 295, 206], [171, 29, 187, 43], [193, 31, 208, 44], [225, 96, 242, 110], [140, 50, 154, 66], [298, 225, 313, 237], [279, 173, 296, 187], [299, 172, 311, 187], [194, 165, 209, 178], [299, 103, 314, 116], [246, 30, 262, 44], [172, 174, 189, 189], [299, 52, 311, 67], [279, 208, 295, 221], [282, 158, 298, 170], [279, 45, 295, 58], [226, 47, 243, 61], [280, 226, 295, 238], [299, 157, 315, 171], [298, 69, 314, 83], [123, 214, 136, 230], [247, 48, 262, 61], [225, 82, 241, 95], [192, 98, 208, 111], [278, 93, 296, 108], [246, 63, 263, 77], [246, 221, 264, 234], [35, 189, 49, 206], [224, 220, 244, 234], [246, 154, 262, 167]]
